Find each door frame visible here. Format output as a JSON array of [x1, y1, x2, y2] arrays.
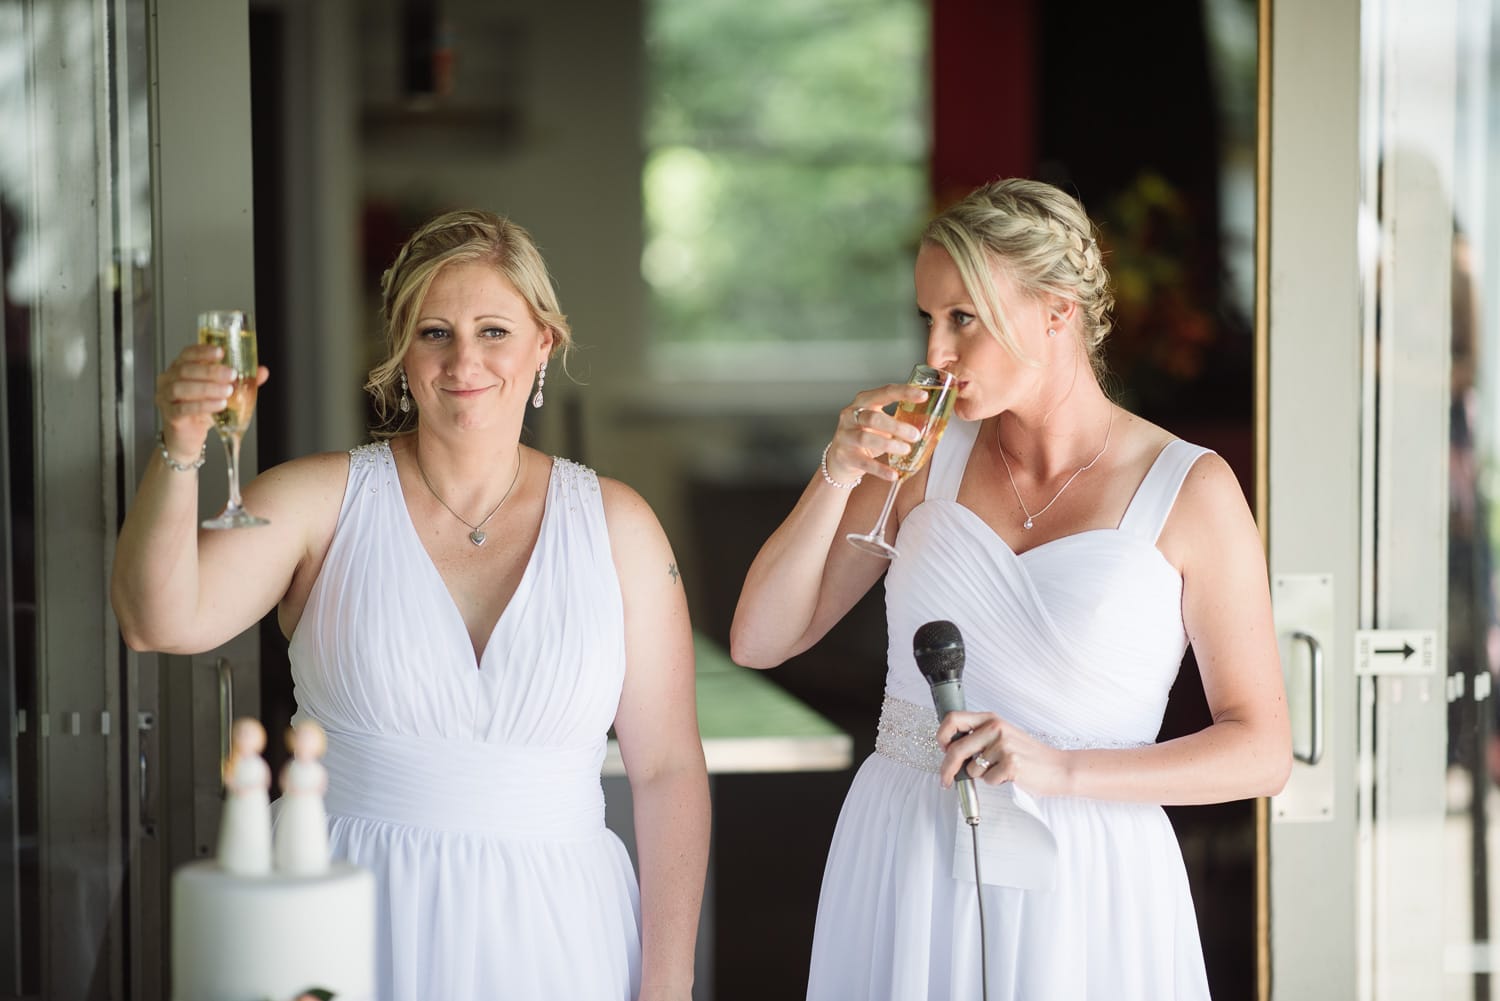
[[1266, 0, 1466, 996], [133, 0, 262, 995], [1264, 0, 1366, 996]]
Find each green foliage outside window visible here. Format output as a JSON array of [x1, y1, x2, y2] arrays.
[[643, 0, 929, 365]]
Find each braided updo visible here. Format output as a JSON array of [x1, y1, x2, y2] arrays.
[[922, 179, 1114, 377], [365, 209, 573, 434]]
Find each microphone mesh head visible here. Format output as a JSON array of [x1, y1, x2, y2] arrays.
[[912, 620, 964, 684]]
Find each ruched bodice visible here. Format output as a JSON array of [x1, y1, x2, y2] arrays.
[[290, 442, 624, 747], [283, 442, 640, 1001], [883, 417, 1197, 746], [807, 418, 1214, 1001]]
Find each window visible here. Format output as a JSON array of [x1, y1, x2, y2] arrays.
[[643, 0, 929, 383]]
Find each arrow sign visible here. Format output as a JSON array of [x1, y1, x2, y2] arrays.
[[1355, 630, 1436, 676]]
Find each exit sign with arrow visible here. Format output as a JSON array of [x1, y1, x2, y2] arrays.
[[1354, 629, 1437, 675]]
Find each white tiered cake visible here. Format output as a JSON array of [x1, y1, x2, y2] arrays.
[[171, 719, 375, 1001]]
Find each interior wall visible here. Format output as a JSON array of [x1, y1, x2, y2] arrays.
[[305, 0, 647, 461], [259, 3, 1263, 997], [262, 11, 879, 997], [275, 0, 862, 601]]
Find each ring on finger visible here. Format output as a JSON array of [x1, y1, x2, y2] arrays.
[[973, 753, 993, 771], [853, 406, 869, 428]]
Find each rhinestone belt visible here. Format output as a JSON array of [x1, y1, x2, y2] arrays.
[[873, 695, 1153, 774], [874, 697, 947, 773]]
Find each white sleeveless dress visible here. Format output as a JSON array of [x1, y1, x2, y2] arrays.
[[284, 442, 641, 1001], [806, 418, 1214, 1001]]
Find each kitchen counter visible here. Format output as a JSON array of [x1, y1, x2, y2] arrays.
[[604, 632, 853, 776]]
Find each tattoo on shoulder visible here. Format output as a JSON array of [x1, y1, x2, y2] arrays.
[[667, 562, 680, 583]]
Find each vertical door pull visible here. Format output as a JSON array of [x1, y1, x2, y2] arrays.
[[138, 711, 156, 831], [1291, 630, 1324, 765], [216, 658, 234, 765]]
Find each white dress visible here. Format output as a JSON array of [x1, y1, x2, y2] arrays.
[[285, 442, 640, 1001], [806, 418, 1213, 1001]]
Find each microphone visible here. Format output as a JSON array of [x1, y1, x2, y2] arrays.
[[913, 620, 980, 826]]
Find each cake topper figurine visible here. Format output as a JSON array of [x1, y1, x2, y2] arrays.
[[274, 719, 331, 876], [217, 717, 272, 876]]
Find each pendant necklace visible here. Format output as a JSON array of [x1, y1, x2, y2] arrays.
[[414, 444, 523, 547], [996, 410, 1114, 530]]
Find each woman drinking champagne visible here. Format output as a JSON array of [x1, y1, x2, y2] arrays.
[[732, 178, 1290, 1001]]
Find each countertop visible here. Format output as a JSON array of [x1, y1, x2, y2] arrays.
[[603, 633, 853, 776]]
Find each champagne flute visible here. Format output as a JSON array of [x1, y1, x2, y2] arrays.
[[845, 364, 957, 559], [198, 310, 270, 529]]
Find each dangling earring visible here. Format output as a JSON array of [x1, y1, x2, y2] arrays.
[[532, 360, 547, 409], [399, 370, 411, 413]]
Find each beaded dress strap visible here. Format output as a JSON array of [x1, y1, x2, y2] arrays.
[[347, 440, 393, 476], [337, 441, 398, 514]]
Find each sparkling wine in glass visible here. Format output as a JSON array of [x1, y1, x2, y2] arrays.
[[845, 364, 957, 559], [199, 310, 269, 529]]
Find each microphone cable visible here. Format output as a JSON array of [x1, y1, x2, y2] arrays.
[[966, 816, 990, 1001]]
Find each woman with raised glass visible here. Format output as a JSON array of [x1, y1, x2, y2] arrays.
[[112, 210, 710, 1001], [731, 178, 1291, 1000]]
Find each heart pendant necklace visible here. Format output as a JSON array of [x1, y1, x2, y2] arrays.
[[414, 443, 523, 547], [996, 410, 1113, 530]]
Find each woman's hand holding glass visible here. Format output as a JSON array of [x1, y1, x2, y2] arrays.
[[841, 364, 957, 558], [155, 333, 270, 526], [823, 383, 930, 488]]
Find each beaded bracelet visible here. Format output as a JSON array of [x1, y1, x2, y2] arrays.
[[820, 443, 863, 490], [157, 432, 207, 472]]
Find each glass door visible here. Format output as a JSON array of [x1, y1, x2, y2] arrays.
[[1268, 0, 1500, 996], [1425, 2, 1500, 995], [1, 0, 259, 996]]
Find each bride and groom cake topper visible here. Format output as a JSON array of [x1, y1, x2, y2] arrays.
[[218, 717, 330, 877], [173, 717, 374, 1001]]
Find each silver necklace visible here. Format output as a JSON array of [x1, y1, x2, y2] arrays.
[[414, 444, 523, 547], [996, 411, 1114, 530]]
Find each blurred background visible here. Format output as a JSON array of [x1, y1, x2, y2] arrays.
[[246, 1, 1261, 997], [29, 0, 1500, 994]]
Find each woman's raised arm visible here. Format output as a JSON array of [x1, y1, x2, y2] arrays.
[[111, 345, 342, 653], [730, 381, 926, 668]]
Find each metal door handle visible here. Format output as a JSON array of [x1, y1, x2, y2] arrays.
[[1291, 630, 1324, 765], [138, 711, 156, 832], [216, 658, 233, 765]]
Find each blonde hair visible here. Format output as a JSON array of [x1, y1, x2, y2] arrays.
[[922, 178, 1114, 377], [365, 209, 574, 434]]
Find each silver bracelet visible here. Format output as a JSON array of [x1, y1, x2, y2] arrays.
[[820, 443, 863, 489], [157, 432, 206, 472]]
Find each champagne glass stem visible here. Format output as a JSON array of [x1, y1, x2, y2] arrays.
[[202, 426, 268, 529], [867, 479, 901, 541], [845, 477, 904, 557], [221, 430, 246, 513]]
